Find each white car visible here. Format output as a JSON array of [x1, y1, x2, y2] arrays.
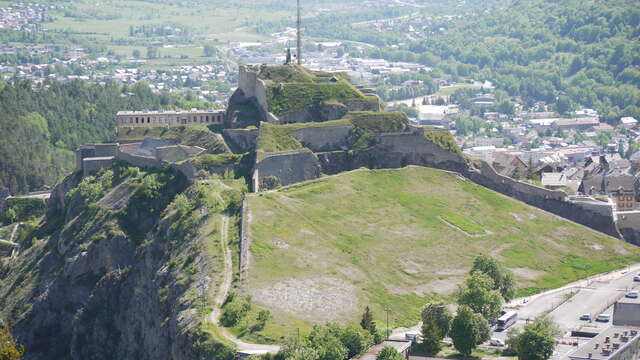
[[634, 274, 640, 282], [626, 290, 639, 298], [596, 314, 610, 322], [490, 338, 505, 347]]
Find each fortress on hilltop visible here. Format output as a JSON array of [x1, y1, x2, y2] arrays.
[[79, 63, 640, 244]]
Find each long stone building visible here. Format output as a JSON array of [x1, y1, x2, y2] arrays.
[[117, 109, 225, 127]]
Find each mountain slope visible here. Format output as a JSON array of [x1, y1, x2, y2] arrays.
[[245, 166, 640, 337], [0, 165, 245, 359]]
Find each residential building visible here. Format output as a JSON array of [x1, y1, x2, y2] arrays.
[[614, 297, 640, 327], [620, 117, 638, 129], [554, 118, 600, 131]]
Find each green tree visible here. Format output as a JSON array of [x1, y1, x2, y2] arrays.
[[360, 306, 377, 337], [556, 96, 572, 115], [307, 325, 348, 360], [376, 346, 404, 360], [146, 46, 158, 59], [340, 326, 373, 358], [507, 317, 558, 360], [470, 254, 516, 301], [421, 301, 452, 337], [421, 317, 443, 355], [420, 301, 451, 355], [450, 306, 490, 358], [204, 44, 216, 57], [0, 323, 24, 360], [457, 272, 504, 321], [253, 310, 271, 332]]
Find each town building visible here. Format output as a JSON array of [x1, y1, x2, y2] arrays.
[[117, 109, 225, 127], [614, 297, 640, 327], [568, 326, 640, 360], [620, 117, 638, 129]]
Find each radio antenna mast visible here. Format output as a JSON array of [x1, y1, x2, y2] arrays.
[[296, 0, 302, 65]]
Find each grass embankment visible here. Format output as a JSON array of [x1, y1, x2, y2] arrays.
[[116, 125, 229, 153], [246, 167, 640, 339]]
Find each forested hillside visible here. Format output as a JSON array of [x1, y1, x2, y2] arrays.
[[0, 80, 212, 194], [350, 0, 640, 122]]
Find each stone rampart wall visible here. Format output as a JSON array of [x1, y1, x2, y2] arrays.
[[292, 125, 354, 152], [82, 157, 115, 177], [94, 143, 119, 157], [116, 151, 162, 169], [239, 196, 250, 283], [222, 128, 259, 154], [618, 212, 640, 245], [464, 161, 621, 238], [255, 150, 321, 189]]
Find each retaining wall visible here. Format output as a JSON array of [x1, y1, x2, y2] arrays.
[[618, 212, 640, 245], [239, 196, 250, 283], [222, 128, 259, 154], [254, 150, 321, 189], [291, 125, 354, 152]]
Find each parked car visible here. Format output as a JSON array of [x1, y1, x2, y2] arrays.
[[634, 274, 640, 282], [490, 338, 505, 347], [626, 290, 639, 298], [596, 314, 610, 322], [580, 314, 592, 321]]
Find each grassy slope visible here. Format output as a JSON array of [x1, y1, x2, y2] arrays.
[[246, 167, 640, 337]]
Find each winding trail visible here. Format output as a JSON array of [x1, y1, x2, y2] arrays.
[[209, 214, 280, 355]]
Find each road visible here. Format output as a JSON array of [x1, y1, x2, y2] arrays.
[[488, 264, 640, 360], [390, 264, 640, 347], [209, 214, 281, 356]]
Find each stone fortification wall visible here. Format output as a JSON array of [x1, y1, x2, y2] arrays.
[[222, 128, 259, 153], [317, 129, 467, 175], [464, 161, 622, 238], [116, 150, 162, 169], [254, 150, 321, 190], [94, 143, 119, 157], [237, 65, 277, 124], [82, 157, 115, 177], [76, 146, 96, 170], [618, 212, 640, 245], [291, 125, 354, 152], [239, 196, 250, 283]]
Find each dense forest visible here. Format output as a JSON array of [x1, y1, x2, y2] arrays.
[[0, 80, 211, 194], [296, 0, 639, 123]]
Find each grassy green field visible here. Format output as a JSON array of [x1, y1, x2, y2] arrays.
[[244, 167, 640, 340]]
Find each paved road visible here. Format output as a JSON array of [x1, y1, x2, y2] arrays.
[[492, 264, 640, 346]]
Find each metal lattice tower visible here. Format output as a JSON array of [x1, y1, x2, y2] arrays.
[[296, 0, 302, 65]]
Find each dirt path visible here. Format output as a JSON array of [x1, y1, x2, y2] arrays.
[[208, 214, 281, 355], [210, 215, 232, 324]]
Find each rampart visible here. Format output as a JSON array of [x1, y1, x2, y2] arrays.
[[239, 196, 250, 283], [464, 161, 622, 238], [291, 125, 354, 152], [254, 150, 321, 191], [222, 128, 259, 153], [618, 212, 640, 245]]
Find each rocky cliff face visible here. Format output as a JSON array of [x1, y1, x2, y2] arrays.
[[0, 167, 233, 360]]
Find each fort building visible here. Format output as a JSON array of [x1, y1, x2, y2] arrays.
[[117, 109, 225, 127]]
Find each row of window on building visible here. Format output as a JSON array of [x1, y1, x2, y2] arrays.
[[117, 111, 225, 126]]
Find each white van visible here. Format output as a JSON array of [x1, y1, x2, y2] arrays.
[[596, 314, 610, 322]]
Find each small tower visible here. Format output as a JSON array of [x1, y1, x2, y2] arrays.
[[296, 0, 302, 65]]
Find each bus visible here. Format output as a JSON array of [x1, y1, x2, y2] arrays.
[[496, 311, 518, 331]]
